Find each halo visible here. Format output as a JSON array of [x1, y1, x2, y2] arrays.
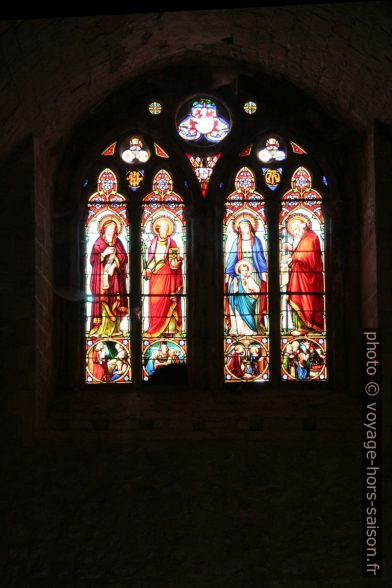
[[234, 259, 254, 275], [152, 215, 175, 237], [98, 214, 123, 235], [286, 213, 312, 236], [233, 212, 258, 233]]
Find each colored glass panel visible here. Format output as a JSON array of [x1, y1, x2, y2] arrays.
[[262, 167, 283, 191], [149, 101, 162, 115], [121, 136, 150, 163], [224, 167, 269, 382], [125, 169, 144, 191], [290, 141, 307, 155], [244, 101, 257, 114], [239, 144, 253, 157], [186, 152, 221, 197], [141, 170, 187, 381], [85, 169, 131, 384], [101, 142, 116, 156], [257, 137, 286, 163], [279, 166, 327, 381], [281, 337, 326, 380], [177, 97, 231, 144], [154, 143, 170, 158]]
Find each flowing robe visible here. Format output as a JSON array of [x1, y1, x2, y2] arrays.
[[144, 236, 183, 337], [247, 349, 260, 376], [227, 348, 244, 378], [228, 275, 258, 334], [89, 235, 128, 336], [88, 348, 106, 381], [225, 232, 267, 331], [287, 229, 324, 332]]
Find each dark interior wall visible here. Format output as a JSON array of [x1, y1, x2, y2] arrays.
[[360, 126, 378, 327], [374, 124, 392, 445], [0, 136, 57, 441], [0, 137, 35, 439], [34, 139, 57, 428], [0, 3, 391, 160], [0, 4, 390, 435]]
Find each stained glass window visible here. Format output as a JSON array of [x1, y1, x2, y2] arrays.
[[154, 143, 169, 158], [85, 169, 131, 384], [102, 142, 116, 156], [141, 170, 187, 381], [257, 137, 286, 163], [121, 136, 150, 163], [280, 166, 327, 380], [80, 90, 330, 389], [223, 167, 269, 382], [186, 153, 221, 197], [290, 141, 307, 155], [148, 101, 162, 115], [244, 101, 257, 114], [177, 97, 231, 144]]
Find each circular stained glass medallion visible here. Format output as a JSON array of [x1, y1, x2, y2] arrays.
[[148, 101, 162, 115], [176, 96, 231, 145], [244, 101, 257, 114]]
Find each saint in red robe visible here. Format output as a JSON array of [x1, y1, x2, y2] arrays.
[[88, 347, 106, 381], [144, 236, 183, 337], [288, 228, 324, 332], [227, 347, 245, 378], [89, 223, 128, 336]]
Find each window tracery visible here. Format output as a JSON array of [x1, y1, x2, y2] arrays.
[[82, 94, 328, 386]]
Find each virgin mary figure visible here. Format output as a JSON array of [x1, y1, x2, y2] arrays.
[[225, 214, 267, 333]]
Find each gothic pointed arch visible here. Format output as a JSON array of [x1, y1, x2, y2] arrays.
[[53, 58, 345, 392]]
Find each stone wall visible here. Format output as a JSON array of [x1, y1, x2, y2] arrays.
[[0, 4, 390, 438], [0, 3, 391, 161], [0, 138, 35, 442]]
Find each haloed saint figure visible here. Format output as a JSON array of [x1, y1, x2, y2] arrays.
[[89, 216, 128, 337], [225, 216, 267, 335], [283, 214, 324, 335], [143, 216, 183, 337]]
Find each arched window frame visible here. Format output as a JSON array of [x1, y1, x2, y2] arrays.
[[54, 62, 342, 393], [80, 127, 192, 387], [220, 134, 330, 386]]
